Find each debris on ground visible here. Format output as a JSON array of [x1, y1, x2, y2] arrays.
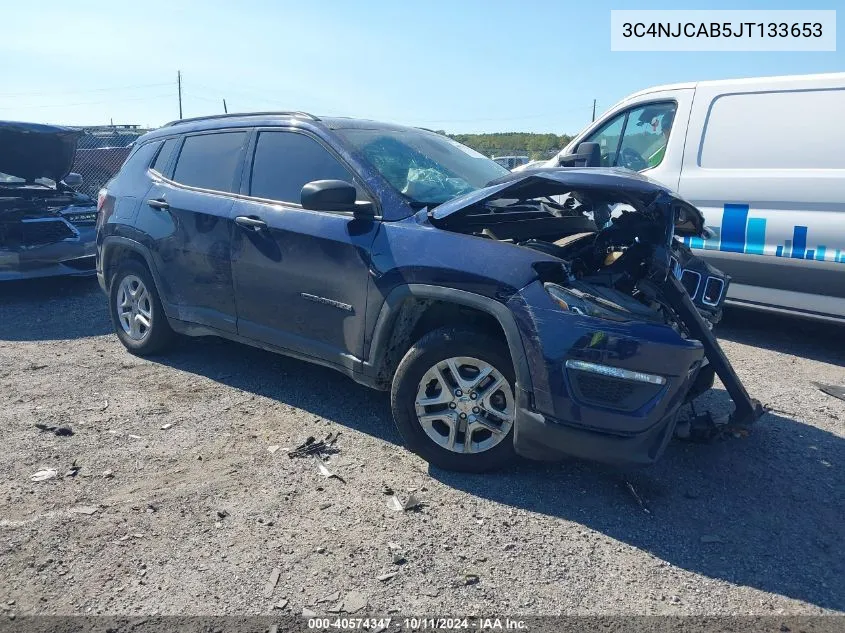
[[216, 509, 229, 519], [388, 494, 422, 512], [463, 573, 480, 586], [69, 505, 98, 515], [316, 460, 346, 484], [381, 484, 394, 495], [263, 567, 281, 598], [318, 591, 340, 604], [342, 591, 367, 613], [102, 470, 114, 479], [34, 423, 74, 437], [302, 608, 316, 617], [24, 363, 48, 371], [274, 599, 288, 610], [267, 445, 280, 455], [160, 423, 173, 430], [288, 432, 341, 459], [65, 462, 80, 478], [377, 571, 398, 582], [814, 382, 845, 402], [625, 481, 651, 514], [30, 468, 58, 482]]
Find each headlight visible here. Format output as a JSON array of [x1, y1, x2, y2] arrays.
[[544, 283, 632, 322]]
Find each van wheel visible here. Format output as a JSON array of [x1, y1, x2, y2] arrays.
[[391, 327, 517, 472], [109, 260, 175, 355]]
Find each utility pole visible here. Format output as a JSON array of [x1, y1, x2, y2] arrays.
[[223, 99, 228, 114], [177, 70, 183, 120], [592, 99, 596, 122]]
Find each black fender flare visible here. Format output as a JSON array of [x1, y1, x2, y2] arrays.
[[363, 284, 533, 394], [99, 236, 172, 314]]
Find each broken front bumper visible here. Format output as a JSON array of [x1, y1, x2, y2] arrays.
[[0, 224, 96, 281], [508, 280, 709, 465]]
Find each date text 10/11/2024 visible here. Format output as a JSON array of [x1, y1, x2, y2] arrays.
[[307, 617, 529, 630]]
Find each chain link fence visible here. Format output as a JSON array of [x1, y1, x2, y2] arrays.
[[70, 125, 151, 197]]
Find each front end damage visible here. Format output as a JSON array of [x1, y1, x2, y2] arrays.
[[0, 121, 97, 281], [430, 168, 763, 464]]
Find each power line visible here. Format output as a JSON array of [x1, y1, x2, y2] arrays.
[[0, 93, 175, 110], [0, 82, 172, 98]]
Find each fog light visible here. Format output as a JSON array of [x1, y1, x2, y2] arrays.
[[565, 359, 666, 385]]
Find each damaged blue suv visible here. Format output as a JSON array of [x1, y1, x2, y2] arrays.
[[96, 112, 762, 472]]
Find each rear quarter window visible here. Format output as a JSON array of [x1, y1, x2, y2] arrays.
[[172, 131, 248, 193], [150, 137, 180, 175], [700, 89, 845, 169], [115, 141, 161, 177]]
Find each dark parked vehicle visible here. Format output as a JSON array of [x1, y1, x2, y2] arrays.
[[96, 112, 762, 472], [1, 122, 98, 281]]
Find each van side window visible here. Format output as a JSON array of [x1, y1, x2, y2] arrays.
[[583, 102, 676, 170], [171, 132, 247, 193], [618, 103, 676, 170], [583, 116, 625, 167], [249, 131, 358, 205]]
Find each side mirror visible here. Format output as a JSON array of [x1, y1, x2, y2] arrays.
[[558, 142, 601, 168], [63, 172, 83, 188], [301, 179, 375, 219]]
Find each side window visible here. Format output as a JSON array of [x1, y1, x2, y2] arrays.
[[583, 102, 677, 170], [171, 132, 247, 193], [114, 141, 161, 177], [250, 131, 359, 204], [583, 115, 625, 167], [150, 137, 180, 175], [617, 103, 676, 170]]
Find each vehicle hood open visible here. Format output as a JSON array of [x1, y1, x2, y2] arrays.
[[430, 168, 707, 238], [0, 121, 82, 183]]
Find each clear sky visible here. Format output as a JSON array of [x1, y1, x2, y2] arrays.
[[1, 0, 841, 134]]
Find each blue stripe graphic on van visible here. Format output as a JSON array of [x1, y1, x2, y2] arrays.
[[684, 203, 842, 263]]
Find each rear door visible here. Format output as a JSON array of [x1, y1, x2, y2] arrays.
[[230, 128, 379, 366], [142, 129, 248, 333]]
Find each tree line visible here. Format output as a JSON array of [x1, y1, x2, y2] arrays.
[[439, 131, 574, 159]]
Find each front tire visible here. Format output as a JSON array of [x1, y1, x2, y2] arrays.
[[109, 260, 175, 355], [390, 327, 517, 472]]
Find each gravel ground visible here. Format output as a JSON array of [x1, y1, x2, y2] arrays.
[[0, 277, 842, 617]]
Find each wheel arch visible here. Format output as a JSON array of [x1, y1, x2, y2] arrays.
[[100, 236, 171, 314], [363, 284, 533, 395]]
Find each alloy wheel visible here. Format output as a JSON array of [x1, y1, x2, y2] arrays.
[[115, 274, 153, 341], [414, 356, 514, 454]]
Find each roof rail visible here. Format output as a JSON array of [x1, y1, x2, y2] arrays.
[[162, 111, 320, 128]]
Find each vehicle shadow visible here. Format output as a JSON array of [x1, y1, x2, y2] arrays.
[[432, 388, 845, 611], [0, 276, 112, 341], [717, 306, 845, 368], [150, 336, 401, 446], [155, 336, 844, 611]]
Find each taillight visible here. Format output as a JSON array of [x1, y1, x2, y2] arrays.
[[96, 188, 107, 212]]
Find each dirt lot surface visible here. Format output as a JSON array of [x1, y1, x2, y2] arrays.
[[0, 277, 843, 617]]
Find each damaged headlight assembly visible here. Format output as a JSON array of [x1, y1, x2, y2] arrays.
[[544, 283, 632, 322]]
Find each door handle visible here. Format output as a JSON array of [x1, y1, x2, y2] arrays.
[[235, 216, 268, 231], [147, 198, 170, 210]]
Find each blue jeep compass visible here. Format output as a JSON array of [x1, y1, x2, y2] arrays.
[[96, 112, 762, 472]]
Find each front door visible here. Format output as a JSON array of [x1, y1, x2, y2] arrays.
[[230, 129, 378, 366]]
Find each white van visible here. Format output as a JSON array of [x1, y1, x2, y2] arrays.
[[550, 73, 845, 324]]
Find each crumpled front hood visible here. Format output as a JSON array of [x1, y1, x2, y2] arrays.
[[430, 167, 706, 238], [0, 121, 82, 183]]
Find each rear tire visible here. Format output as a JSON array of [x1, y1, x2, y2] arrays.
[[108, 260, 175, 356], [390, 327, 517, 472]]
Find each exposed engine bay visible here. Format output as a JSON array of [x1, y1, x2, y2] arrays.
[[429, 168, 764, 435]]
